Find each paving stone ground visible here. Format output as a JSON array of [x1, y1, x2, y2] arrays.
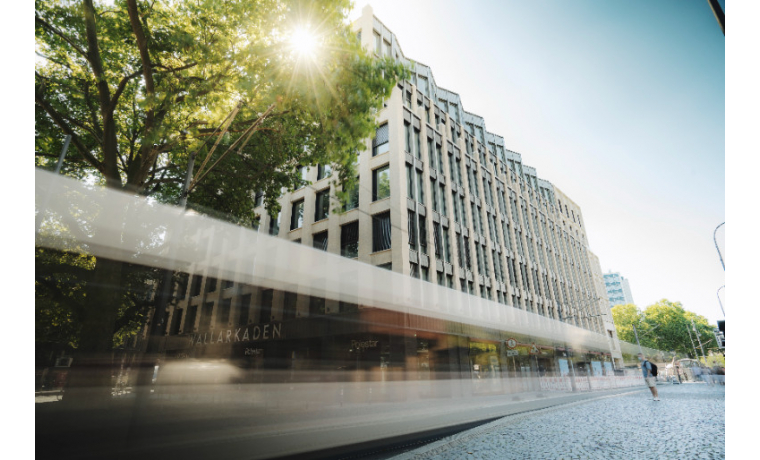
[[392, 382, 725, 460]]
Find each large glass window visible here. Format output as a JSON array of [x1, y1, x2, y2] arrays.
[[341, 221, 359, 258], [430, 178, 438, 212], [372, 123, 389, 156], [290, 200, 304, 230], [414, 128, 421, 159], [372, 212, 392, 252], [406, 164, 414, 200], [313, 231, 328, 251], [408, 210, 418, 250], [317, 164, 332, 180], [418, 215, 427, 254], [427, 138, 435, 167], [415, 170, 425, 204], [433, 222, 442, 258], [439, 184, 447, 216], [269, 212, 281, 236], [315, 189, 329, 221], [405, 122, 413, 154], [374, 31, 381, 54], [435, 143, 444, 172], [443, 228, 451, 263], [343, 178, 359, 211], [373, 165, 390, 201]]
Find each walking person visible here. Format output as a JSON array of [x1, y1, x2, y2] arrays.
[[639, 353, 660, 401]]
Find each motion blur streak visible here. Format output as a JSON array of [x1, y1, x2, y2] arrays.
[[35, 170, 661, 460]]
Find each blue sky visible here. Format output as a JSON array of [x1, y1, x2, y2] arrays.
[[351, 0, 726, 324]]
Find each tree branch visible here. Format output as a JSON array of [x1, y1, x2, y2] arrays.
[[35, 15, 88, 60], [108, 69, 142, 116], [35, 86, 103, 173]]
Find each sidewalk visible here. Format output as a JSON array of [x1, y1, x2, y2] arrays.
[[391, 382, 725, 460]]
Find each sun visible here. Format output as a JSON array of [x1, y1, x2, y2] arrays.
[[290, 26, 318, 59]]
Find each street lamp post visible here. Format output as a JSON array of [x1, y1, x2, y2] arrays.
[[717, 285, 725, 317], [714, 222, 725, 271]]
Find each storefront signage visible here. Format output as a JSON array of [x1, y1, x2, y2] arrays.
[[506, 338, 517, 349], [189, 323, 282, 346], [351, 339, 378, 351]]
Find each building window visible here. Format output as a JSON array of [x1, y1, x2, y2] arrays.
[[451, 191, 459, 223], [463, 236, 471, 270], [374, 31, 381, 54], [217, 298, 232, 327], [414, 127, 421, 159], [309, 296, 325, 316], [439, 184, 447, 216], [237, 294, 251, 326], [443, 228, 451, 263], [190, 274, 202, 297], [283, 291, 297, 321], [383, 39, 391, 57], [341, 221, 359, 258], [410, 262, 419, 278], [317, 164, 332, 180], [171, 308, 183, 335], [427, 138, 435, 168], [313, 230, 328, 251], [433, 222, 442, 258], [343, 178, 359, 211], [206, 276, 217, 293], [269, 212, 280, 236], [373, 165, 390, 201], [430, 178, 439, 212], [418, 215, 428, 254], [254, 191, 264, 207], [437, 272, 444, 286], [291, 200, 304, 230], [421, 266, 429, 282], [372, 211, 392, 252], [315, 189, 329, 221], [297, 165, 308, 189], [406, 164, 415, 200], [372, 123, 390, 156], [378, 262, 392, 270], [200, 302, 213, 330], [405, 122, 413, 154], [408, 210, 418, 250], [415, 170, 425, 204], [435, 143, 444, 172], [184, 305, 197, 332], [260, 289, 273, 323]]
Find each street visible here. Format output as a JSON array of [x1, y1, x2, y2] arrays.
[[392, 382, 725, 460]]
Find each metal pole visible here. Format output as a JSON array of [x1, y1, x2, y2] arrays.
[[714, 222, 725, 270], [717, 285, 725, 317], [686, 325, 699, 359], [54, 135, 72, 174], [633, 324, 643, 355], [692, 318, 707, 364], [707, 0, 725, 35]]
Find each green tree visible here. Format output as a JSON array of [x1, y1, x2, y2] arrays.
[[612, 299, 718, 359], [610, 303, 642, 344], [35, 0, 406, 401]]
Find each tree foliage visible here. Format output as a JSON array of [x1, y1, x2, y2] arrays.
[[35, 0, 407, 375], [612, 299, 718, 358], [36, 0, 407, 222]]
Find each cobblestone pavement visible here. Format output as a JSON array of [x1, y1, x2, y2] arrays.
[[392, 383, 725, 460]]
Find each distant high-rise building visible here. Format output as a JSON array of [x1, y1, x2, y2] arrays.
[[604, 272, 635, 307]]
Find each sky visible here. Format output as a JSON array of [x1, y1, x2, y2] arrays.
[[350, 0, 726, 325]]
